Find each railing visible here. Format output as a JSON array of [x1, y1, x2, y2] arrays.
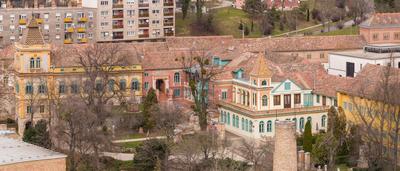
[[36, 18, 43, 24], [66, 27, 74, 32], [219, 101, 330, 117], [77, 28, 86, 32], [112, 25, 124, 29], [19, 19, 27, 25], [164, 32, 174, 36], [113, 3, 124, 8], [64, 39, 73, 44], [64, 17, 73, 23], [163, 2, 174, 6], [138, 3, 149, 7], [138, 23, 149, 27], [78, 17, 88, 22], [139, 34, 149, 38], [164, 12, 174, 16], [139, 13, 149, 17], [113, 36, 124, 39], [78, 38, 88, 43], [164, 22, 173, 26], [113, 14, 124, 18]]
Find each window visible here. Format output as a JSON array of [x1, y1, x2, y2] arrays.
[[307, 116, 312, 122], [131, 79, 140, 90], [36, 58, 40, 68], [320, 53, 324, 59], [227, 113, 230, 125], [71, 82, 79, 94], [241, 118, 244, 130], [38, 84, 46, 94], [284, 82, 291, 90], [88, 12, 94, 19], [95, 80, 103, 92], [262, 95, 268, 106], [261, 80, 267, 86], [127, 10, 135, 16], [44, 24, 49, 30], [235, 116, 239, 128], [39, 105, 45, 113], [152, 20, 160, 24], [307, 54, 311, 59], [26, 106, 32, 114], [101, 32, 109, 37], [127, 20, 135, 26], [144, 82, 149, 90], [173, 89, 180, 97], [232, 114, 236, 127], [259, 121, 265, 133], [373, 33, 379, 40], [383, 33, 390, 40], [30, 58, 35, 68], [395, 32, 400, 40], [108, 79, 115, 91], [152, 10, 160, 13], [249, 121, 253, 132], [26, 82, 33, 94], [174, 72, 180, 83], [267, 121, 272, 132], [321, 115, 326, 127], [317, 95, 320, 103], [245, 119, 249, 132], [101, 11, 109, 16], [100, 1, 109, 5], [273, 95, 281, 106], [101, 22, 109, 26], [15, 83, 19, 93], [294, 94, 301, 104], [221, 91, 227, 100], [119, 79, 127, 91], [59, 81, 66, 94], [299, 117, 305, 130]]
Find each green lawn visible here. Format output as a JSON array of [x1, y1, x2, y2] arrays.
[[119, 141, 143, 149], [120, 133, 146, 140], [319, 25, 359, 36]]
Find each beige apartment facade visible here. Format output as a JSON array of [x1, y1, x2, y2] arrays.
[[0, 1, 97, 46]]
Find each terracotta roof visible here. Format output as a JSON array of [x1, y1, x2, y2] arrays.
[[360, 13, 400, 28], [249, 53, 272, 78], [20, 18, 45, 46]]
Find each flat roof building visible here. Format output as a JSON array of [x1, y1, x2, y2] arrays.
[[0, 137, 67, 171]]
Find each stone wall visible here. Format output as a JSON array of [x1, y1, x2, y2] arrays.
[[0, 158, 66, 171], [273, 120, 297, 171]]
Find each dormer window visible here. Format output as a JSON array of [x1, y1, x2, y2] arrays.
[[284, 82, 291, 90], [262, 80, 267, 86]]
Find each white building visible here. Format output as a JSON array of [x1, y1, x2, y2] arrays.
[[327, 44, 400, 77]]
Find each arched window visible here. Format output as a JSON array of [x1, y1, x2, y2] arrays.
[[262, 80, 267, 86], [223, 111, 227, 123], [232, 114, 235, 127], [236, 116, 239, 128], [307, 116, 312, 125], [174, 72, 180, 83], [220, 111, 223, 122], [292, 118, 297, 128], [95, 80, 103, 92], [227, 112, 230, 125], [30, 58, 35, 68], [108, 79, 115, 91], [321, 115, 326, 127], [267, 120, 272, 132], [241, 118, 245, 130], [119, 79, 127, 91], [300, 117, 305, 130], [259, 121, 265, 133], [71, 81, 79, 94], [59, 81, 66, 94], [262, 95, 268, 106], [249, 121, 253, 132], [245, 119, 249, 132], [36, 58, 41, 68], [131, 79, 140, 91]]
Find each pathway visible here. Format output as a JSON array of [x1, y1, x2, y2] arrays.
[[113, 136, 167, 143]]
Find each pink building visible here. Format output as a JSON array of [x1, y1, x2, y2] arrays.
[[360, 13, 400, 44], [235, 0, 300, 10]]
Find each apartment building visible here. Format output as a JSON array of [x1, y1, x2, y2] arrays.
[[0, 1, 96, 46], [96, 0, 175, 42]]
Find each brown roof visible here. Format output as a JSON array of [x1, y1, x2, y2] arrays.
[[20, 19, 45, 46], [360, 13, 400, 28], [339, 64, 400, 104], [249, 53, 272, 78]]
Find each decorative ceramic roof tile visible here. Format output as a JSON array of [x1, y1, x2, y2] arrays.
[[249, 53, 272, 78], [20, 18, 45, 46]]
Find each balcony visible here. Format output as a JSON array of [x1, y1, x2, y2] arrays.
[[164, 1, 174, 6], [164, 32, 174, 36], [113, 10, 124, 18], [164, 22, 173, 26], [113, 24, 124, 29], [113, 32, 124, 39], [78, 38, 88, 43], [64, 39, 73, 44], [164, 12, 174, 16], [78, 17, 88, 22], [36, 18, 43, 24], [113, 3, 124, 8], [19, 19, 27, 25], [139, 13, 149, 18], [77, 27, 86, 33], [138, 3, 149, 7], [64, 17, 73, 23], [138, 23, 149, 27], [66, 27, 74, 33], [139, 34, 149, 38]]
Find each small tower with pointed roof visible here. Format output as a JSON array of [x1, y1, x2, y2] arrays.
[[14, 18, 51, 74], [249, 52, 272, 87]]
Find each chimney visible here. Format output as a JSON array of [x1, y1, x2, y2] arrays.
[[34, 0, 38, 8], [6, 0, 11, 8]]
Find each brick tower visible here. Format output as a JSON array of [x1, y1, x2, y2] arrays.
[[273, 120, 297, 171]]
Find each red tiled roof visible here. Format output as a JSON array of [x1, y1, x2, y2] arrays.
[[360, 13, 400, 28]]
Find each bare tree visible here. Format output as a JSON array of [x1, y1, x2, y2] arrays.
[[350, 61, 400, 170], [346, 0, 374, 24], [238, 138, 273, 171], [177, 48, 221, 131], [153, 103, 185, 142]]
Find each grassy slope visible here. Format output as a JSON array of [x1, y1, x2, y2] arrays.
[[318, 26, 359, 36]]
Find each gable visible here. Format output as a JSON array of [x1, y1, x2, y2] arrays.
[[271, 79, 302, 93]]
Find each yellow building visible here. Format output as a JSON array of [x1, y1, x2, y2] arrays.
[[13, 19, 143, 135]]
